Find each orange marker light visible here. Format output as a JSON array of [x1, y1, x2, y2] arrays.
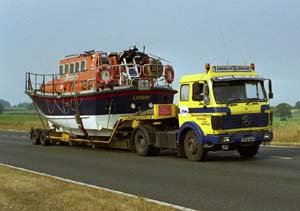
[[250, 63, 255, 70], [205, 63, 210, 72]]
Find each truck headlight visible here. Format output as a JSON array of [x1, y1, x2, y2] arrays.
[[222, 136, 231, 143], [263, 133, 272, 141]]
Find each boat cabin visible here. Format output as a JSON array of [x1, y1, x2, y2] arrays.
[[42, 47, 174, 94]]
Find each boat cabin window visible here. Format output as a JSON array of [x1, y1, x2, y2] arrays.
[[81, 60, 86, 72], [65, 64, 69, 74], [180, 84, 189, 101], [101, 53, 109, 65], [70, 63, 75, 73], [75, 62, 80, 73], [59, 65, 64, 75]]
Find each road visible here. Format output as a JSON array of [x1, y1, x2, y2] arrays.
[[0, 130, 300, 211]]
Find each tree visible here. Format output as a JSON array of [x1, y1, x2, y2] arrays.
[[295, 101, 300, 109], [16, 102, 34, 110], [0, 99, 10, 108], [275, 103, 292, 121], [0, 103, 3, 114]]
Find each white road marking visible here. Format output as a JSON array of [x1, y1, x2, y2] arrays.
[[270, 156, 292, 160], [0, 163, 195, 211], [263, 145, 300, 149]]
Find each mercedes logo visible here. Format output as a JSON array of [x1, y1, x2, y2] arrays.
[[242, 115, 251, 127]]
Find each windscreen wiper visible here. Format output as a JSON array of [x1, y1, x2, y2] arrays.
[[245, 98, 261, 105], [226, 98, 242, 106]]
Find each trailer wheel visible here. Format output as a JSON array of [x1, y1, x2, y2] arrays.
[[31, 129, 41, 145], [40, 130, 50, 146], [134, 126, 151, 156], [184, 130, 207, 161], [237, 144, 259, 158]]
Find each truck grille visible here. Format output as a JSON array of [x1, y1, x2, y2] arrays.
[[221, 113, 268, 130]]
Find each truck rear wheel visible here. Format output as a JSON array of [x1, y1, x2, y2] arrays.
[[237, 144, 259, 158], [134, 126, 151, 156], [184, 130, 207, 161]]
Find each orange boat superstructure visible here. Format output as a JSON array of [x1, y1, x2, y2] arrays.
[[42, 47, 174, 94]]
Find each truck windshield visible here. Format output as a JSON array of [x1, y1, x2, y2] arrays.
[[213, 80, 267, 104]]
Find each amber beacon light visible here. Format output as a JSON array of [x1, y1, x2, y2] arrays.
[[205, 63, 210, 72]]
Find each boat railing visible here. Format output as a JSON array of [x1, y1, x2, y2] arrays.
[[109, 63, 170, 85], [25, 63, 173, 96], [25, 71, 98, 96], [25, 72, 60, 95]]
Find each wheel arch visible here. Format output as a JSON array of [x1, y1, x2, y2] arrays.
[[177, 122, 205, 145]]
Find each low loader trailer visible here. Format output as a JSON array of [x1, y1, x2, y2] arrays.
[[30, 63, 273, 161]]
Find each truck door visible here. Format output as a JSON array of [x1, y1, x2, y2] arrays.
[[190, 81, 212, 133]]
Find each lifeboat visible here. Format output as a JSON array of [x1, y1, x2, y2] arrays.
[[25, 46, 177, 137]]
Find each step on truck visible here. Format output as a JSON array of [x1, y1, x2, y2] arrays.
[[30, 63, 273, 161]]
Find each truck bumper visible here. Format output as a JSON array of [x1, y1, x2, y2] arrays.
[[204, 131, 273, 146]]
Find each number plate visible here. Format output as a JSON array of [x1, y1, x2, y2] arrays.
[[241, 137, 255, 142]]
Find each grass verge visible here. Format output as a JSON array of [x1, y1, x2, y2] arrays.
[[272, 117, 300, 146], [0, 164, 178, 211], [0, 113, 43, 131]]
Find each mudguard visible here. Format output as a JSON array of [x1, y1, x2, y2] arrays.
[[177, 121, 205, 144]]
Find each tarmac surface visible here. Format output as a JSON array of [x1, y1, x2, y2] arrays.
[[1, 130, 300, 211]]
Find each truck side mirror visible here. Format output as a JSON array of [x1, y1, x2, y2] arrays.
[[268, 79, 273, 99], [268, 92, 273, 99]]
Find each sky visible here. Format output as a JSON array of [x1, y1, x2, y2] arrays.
[[0, 0, 300, 106]]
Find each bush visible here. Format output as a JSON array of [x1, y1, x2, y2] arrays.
[[274, 103, 292, 121], [295, 101, 300, 109], [0, 104, 4, 114], [0, 99, 10, 108]]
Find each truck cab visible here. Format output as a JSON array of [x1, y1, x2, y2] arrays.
[[177, 64, 273, 161]]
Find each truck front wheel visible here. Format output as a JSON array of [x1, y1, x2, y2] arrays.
[[237, 144, 259, 158], [184, 130, 207, 161]]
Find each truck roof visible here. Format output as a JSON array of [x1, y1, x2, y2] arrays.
[[180, 64, 260, 83]]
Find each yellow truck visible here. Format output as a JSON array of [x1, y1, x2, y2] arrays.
[[30, 63, 273, 161], [176, 63, 273, 161]]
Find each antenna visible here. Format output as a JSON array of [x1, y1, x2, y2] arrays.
[[219, 29, 229, 64], [142, 45, 145, 54], [148, 53, 171, 64]]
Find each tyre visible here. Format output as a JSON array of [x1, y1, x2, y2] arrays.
[[134, 126, 152, 156], [184, 130, 207, 161], [237, 144, 259, 158], [40, 130, 50, 146], [31, 129, 41, 145]]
